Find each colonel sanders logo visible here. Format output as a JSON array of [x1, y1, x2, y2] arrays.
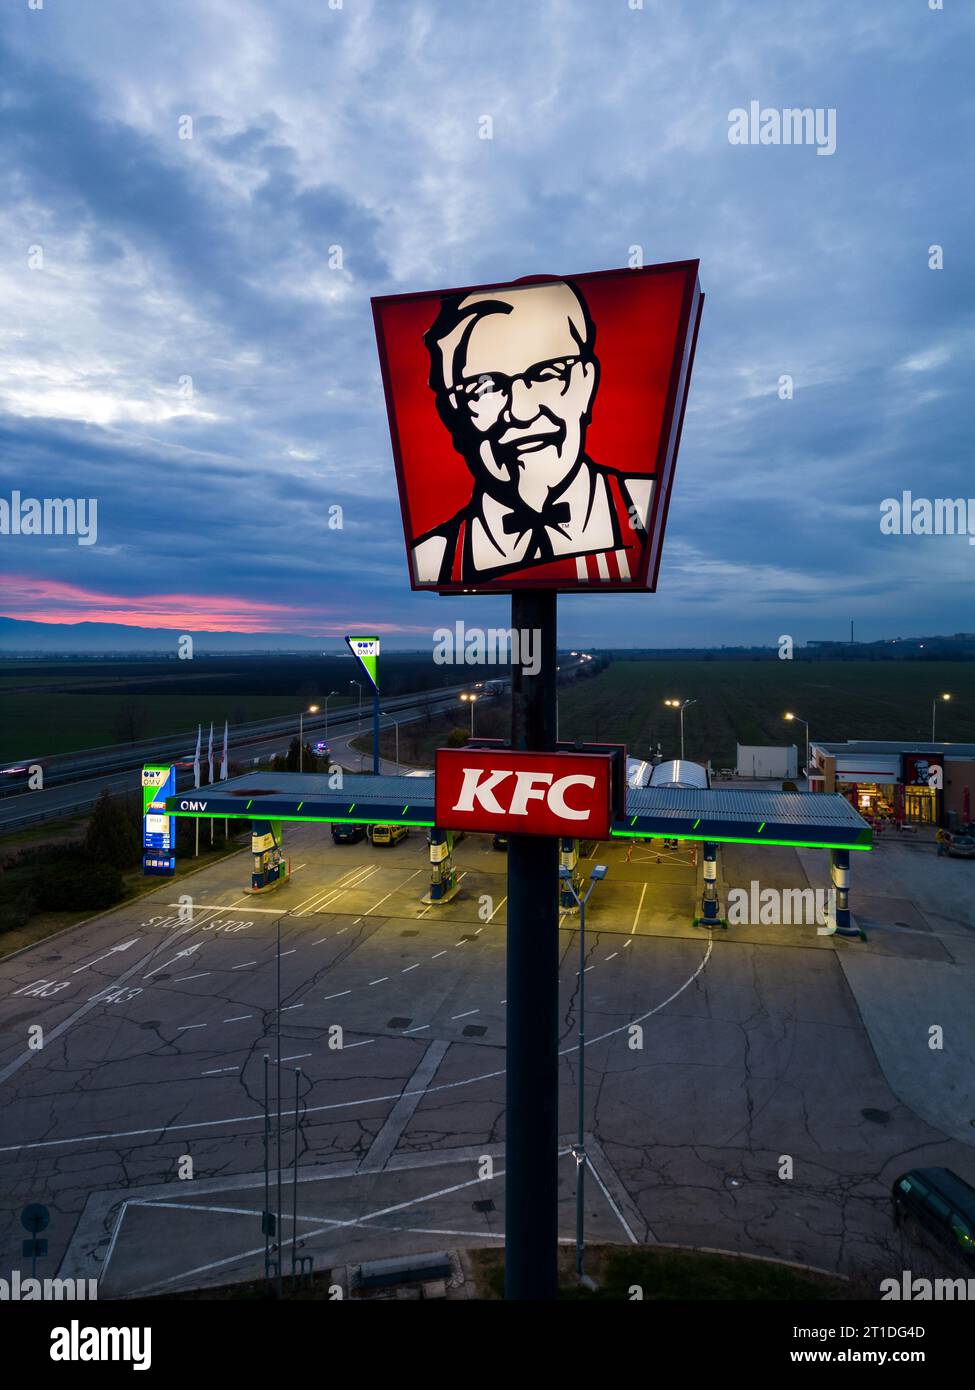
[[372, 262, 703, 593]]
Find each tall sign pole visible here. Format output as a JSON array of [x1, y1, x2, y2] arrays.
[[345, 635, 381, 774], [505, 590, 559, 1299], [373, 260, 704, 1302]]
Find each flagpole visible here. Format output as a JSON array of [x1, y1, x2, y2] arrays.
[[193, 724, 201, 858], [221, 719, 229, 840]]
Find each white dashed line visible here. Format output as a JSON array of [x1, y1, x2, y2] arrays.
[[324, 990, 351, 1001], [174, 973, 210, 983], [282, 1004, 304, 1011], [280, 1053, 311, 1063], [431, 951, 447, 959], [605, 952, 618, 961], [202, 1066, 239, 1076], [223, 1015, 253, 1023], [368, 977, 388, 986], [177, 1024, 207, 1031], [344, 1039, 375, 1049], [404, 1024, 429, 1034], [451, 1010, 478, 1020], [231, 961, 257, 970], [401, 964, 419, 973], [631, 883, 647, 934]]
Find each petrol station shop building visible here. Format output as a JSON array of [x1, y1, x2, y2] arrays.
[[808, 740, 975, 828]]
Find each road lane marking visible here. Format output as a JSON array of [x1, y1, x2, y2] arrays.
[[401, 964, 419, 973], [71, 939, 141, 974], [451, 1010, 478, 1020], [2, 944, 715, 1153], [631, 882, 647, 934], [323, 990, 351, 1000], [202, 1066, 239, 1076], [223, 1015, 253, 1023], [368, 977, 388, 986], [231, 961, 257, 970], [174, 973, 210, 982], [177, 1024, 207, 1031]]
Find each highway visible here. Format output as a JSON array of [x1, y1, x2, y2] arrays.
[[0, 682, 480, 833]]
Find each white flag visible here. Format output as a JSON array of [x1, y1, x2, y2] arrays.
[[193, 724, 201, 789], [220, 719, 228, 781], [207, 721, 214, 784]]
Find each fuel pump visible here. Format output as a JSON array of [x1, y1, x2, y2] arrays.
[[249, 820, 290, 893], [559, 838, 581, 911], [423, 827, 460, 904]]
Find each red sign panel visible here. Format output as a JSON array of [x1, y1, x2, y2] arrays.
[[902, 752, 944, 790], [372, 261, 704, 594], [435, 748, 613, 839]]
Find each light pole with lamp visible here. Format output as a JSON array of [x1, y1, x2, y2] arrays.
[[298, 705, 319, 773], [783, 712, 809, 780], [460, 691, 479, 736], [664, 698, 697, 761], [558, 862, 607, 1286], [323, 690, 339, 741], [379, 710, 401, 773], [932, 692, 951, 742]]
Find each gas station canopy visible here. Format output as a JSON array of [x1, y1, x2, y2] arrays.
[[167, 772, 872, 852]]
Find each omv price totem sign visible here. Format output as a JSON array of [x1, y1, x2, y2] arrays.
[[142, 764, 176, 876], [435, 748, 613, 839]]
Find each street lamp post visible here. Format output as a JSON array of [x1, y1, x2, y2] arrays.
[[323, 690, 339, 741], [380, 710, 401, 773], [558, 863, 607, 1284], [460, 691, 479, 736], [932, 692, 951, 742], [783, 712, 809, 780], [664, 698, 697, 761], [298, 704, 319, 773]]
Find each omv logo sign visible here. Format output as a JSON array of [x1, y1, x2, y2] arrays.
[[180, 800, 208, 811]]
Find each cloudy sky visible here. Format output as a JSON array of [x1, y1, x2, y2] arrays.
[[1, 0, 971, 648]]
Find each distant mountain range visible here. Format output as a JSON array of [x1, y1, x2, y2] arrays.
[[0, 616, 325, 653]]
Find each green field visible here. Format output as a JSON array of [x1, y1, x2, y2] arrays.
[[362, 659, 975, 768], [0, 654, 454, 761], [2, 655, 973, 766]]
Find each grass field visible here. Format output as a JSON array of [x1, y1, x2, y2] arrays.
[[360, 659, 975, 768]]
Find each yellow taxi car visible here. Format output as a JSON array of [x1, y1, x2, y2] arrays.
[[369, 823, 409, 847]]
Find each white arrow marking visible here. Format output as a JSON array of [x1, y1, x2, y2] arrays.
[[143, 943, 202, 979], [71, 939, 141, 974]]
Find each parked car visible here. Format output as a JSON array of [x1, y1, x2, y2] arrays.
[[939, 832, 975, 859], [892, 1168, 975, 1268], [369, 823, 409, 847], [492, 832, 509, 851], [331, 822, 366, 844]]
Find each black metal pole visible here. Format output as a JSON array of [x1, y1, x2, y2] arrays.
[[505, 590, 559, 1301]]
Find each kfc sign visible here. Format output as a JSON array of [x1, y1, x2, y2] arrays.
[[373, 261, 704, 594], [435, 748, 613, 838]]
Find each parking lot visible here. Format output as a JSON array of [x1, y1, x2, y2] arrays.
[[1, 822, 973, 1295]]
